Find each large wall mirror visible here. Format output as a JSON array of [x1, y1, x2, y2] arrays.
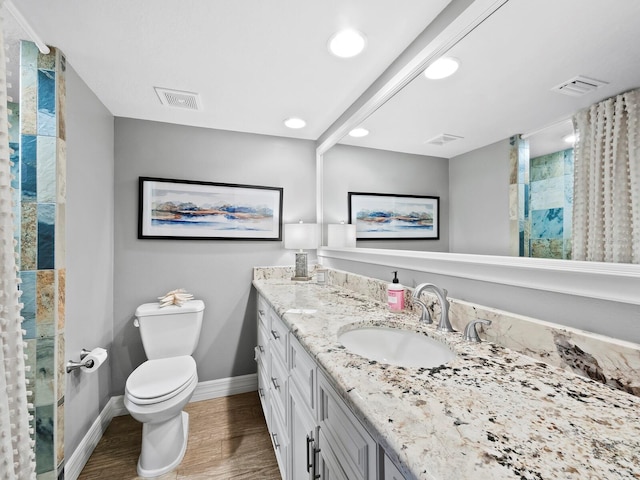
[[321, 0, 640, 263]]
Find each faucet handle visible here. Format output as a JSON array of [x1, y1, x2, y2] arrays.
[[414, 299, 432, 324], [463, 319, 492, 343]]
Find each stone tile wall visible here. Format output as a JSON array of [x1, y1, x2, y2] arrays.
[[530, 148, 573, 259], [14, 40, 66, 480]]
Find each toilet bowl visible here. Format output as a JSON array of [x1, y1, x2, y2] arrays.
[[124, 299, 205, 478], [124, 356, 198, 477]]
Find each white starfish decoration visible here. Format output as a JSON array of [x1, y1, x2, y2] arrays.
[[158, 288, 194, 307]]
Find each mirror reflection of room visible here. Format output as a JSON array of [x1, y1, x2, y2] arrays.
[[328, 0, 640, 264]]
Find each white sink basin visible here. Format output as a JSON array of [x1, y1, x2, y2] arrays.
[[338, 326, 455, 368]]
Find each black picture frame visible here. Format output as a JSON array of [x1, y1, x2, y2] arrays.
[[348, 192, 439, 240], [138, 177, 283, 240]]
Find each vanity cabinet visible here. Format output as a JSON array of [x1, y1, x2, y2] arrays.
[[256, 293, 408, 480], [256, 295, 289, 477], [256, 297, 270, 426]]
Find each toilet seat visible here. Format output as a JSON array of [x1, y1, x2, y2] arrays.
[[126, 356, 197, 405]]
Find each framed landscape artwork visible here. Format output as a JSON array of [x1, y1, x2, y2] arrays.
[[138, 177, 283, 240], [348, 192, 439, 240]]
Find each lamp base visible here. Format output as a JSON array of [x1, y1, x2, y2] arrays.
[[291, 251, 312, 281]]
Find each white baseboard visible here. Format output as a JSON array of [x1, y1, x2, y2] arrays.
[[65, 374, 258, 480], [190, 373, 258, 403], [65, 396, 120, 480]]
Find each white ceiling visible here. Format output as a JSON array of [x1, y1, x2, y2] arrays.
[[338, 0, 640, 158], [3, 0, 450, 140], [3, 1, 640, 160]]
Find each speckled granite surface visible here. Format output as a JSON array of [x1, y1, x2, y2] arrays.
[[254, 265, 640, 397], [253, 269, 640, 480]]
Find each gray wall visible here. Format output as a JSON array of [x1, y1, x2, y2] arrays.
[[323, 144, 449, 251], [449, 139, 511, 255], [65, 66, 115, 454], [113, 118, 316, 394]]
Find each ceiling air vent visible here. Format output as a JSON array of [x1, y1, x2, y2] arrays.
[[551, 75, 608, 97], [154, 87, 202, 110], [425, 133, 464, 146]]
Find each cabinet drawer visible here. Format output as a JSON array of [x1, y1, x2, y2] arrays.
[[256, 322, 269, 368], [269, 311, 288, 364], [270, 351, 288, 425], [257, 361, 270, 428], [289, 333, 316, 413], [318, 373, 377, 480], [257, 295, 270, 331], [270, 400, 288, 480]]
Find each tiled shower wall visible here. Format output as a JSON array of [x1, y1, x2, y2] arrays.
[[509, 134, 574, 260], [529, 148, 573, 259], [509, 135, 530, 256], [12, 40, 66, 480]]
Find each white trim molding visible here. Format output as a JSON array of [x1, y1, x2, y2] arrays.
[[65, 374, 258, 480], [190, 373, 257, 403], [319, 247, 640, 306], [65, 396, 121, 480]]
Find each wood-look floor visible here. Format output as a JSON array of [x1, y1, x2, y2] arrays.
[[78, 392, 282, 480]]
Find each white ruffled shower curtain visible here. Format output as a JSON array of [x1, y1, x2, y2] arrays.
[[0, 5, 37, 479], [572, 88, 640, 264]]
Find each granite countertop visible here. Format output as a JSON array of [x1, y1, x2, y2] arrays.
[[253, 279, 640, 480]]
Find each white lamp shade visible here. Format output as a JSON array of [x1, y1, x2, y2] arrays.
[[327, 224, 356, 247], [284, 223, 319, 250]]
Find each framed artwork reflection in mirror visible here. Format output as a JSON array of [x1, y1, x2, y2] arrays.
[[348, 192, 439, 240]]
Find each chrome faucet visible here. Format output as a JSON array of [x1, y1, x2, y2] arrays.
[[412, 283, 455, 332]]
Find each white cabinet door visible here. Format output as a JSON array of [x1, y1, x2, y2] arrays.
[[289, 382, 317, 480], [317, 429, 349, 480], [318, 372, 377, 480], [383, 452, 407, 480]]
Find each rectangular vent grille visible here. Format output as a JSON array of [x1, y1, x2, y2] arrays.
[[551, 75, 608, 97], [425, 133, 464, 146], [154, 87, 201, 110]]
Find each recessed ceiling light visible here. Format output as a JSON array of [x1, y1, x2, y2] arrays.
[[284, 117, 306, 129], [349, 127, 369, 138], [328, 29, 366, 58], [423, 57, 459, 80], [563, 133, 576, 144]]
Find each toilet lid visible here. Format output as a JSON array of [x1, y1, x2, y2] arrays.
[[126, 356, 197, 400]]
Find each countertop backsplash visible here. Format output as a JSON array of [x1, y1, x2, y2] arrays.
[[253, 265, 640, 397]]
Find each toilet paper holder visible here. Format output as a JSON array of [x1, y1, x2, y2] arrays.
[[66, 348, 99, 373]]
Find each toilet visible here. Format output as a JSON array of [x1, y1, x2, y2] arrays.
[[124, 299, 205, 477]]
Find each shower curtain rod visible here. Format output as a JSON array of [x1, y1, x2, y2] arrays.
[[520, 117, 573, 140]]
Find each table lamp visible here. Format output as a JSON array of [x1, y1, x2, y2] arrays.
[[327, 221, 357, 247], [284, 221, 319, 281]]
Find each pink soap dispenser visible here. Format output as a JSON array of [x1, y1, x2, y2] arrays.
[[387, 271, 405, 311]]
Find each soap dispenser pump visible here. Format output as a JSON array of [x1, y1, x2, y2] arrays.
[[387, 271, 405, 311]]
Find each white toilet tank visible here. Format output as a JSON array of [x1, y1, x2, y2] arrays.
[[135, 299, 205, 360]]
